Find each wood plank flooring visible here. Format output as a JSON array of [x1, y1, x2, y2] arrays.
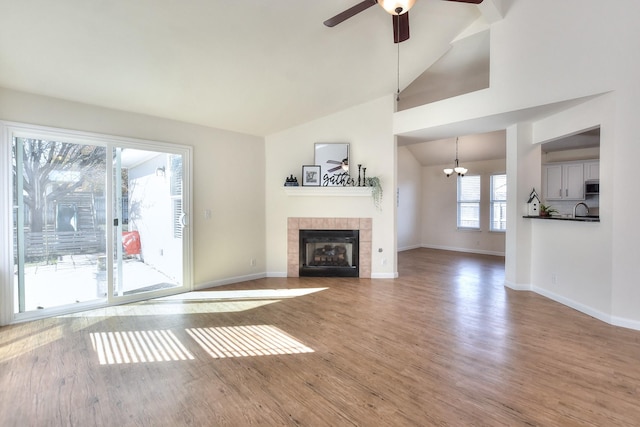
[[1, 248, 640, 426]]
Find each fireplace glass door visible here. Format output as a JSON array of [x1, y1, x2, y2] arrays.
[[299, 230, 359, 277]]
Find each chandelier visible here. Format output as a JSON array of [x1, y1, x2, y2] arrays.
[[443, 137, 468, 177]]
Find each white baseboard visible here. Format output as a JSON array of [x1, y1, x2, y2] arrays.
[[504, 280, 531, 291], [265, 272, 397, 279], [531, 285, 640, 331], [610, 315, 640, 331], [266, 272, 287, 278], [195, 272, 266, 290], [371, 272, 398, 279], [532, 285, 613, 324], [398, 244, 421, 252], [420, 244, 505, 257]]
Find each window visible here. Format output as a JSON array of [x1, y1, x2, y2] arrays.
[[169, 154, 183, 239], [457, 175, 480, 229], [491, 174, 507, 231]]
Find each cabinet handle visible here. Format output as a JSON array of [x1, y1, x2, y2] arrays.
[[566, 189, 568, 197], [559, 189, 562, 197]]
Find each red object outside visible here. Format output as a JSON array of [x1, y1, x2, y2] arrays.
[[122, 231, 141, 255]]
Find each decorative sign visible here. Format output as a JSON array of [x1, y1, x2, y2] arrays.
[[314, 143, 351, 186]]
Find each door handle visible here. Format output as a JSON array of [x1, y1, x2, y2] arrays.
[[180, 213, 188, 227]]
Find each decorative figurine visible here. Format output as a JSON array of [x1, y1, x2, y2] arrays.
[[284, 174, 299, 186]]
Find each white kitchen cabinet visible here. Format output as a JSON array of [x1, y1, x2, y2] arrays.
[[584, 161, 600, 180], [543, 162, 585, 200]]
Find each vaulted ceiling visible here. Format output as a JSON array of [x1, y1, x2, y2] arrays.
[[0, 0, 495, 137]]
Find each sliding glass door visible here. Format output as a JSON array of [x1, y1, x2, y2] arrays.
[[111, 148, 185, 300], [13, 137, 108, 313], [8, 125, 191, 321]]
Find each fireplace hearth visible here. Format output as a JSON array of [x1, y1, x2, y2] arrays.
[[299, 229, 359, 277]]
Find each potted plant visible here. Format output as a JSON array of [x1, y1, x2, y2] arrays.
[[365, 176, 383, 209], [539, 204, 558, 217]]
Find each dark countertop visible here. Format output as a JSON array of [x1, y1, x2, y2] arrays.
[[523, 215, 600, 222]]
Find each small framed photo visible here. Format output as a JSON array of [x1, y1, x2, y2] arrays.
[[302, 165, 321, 186]]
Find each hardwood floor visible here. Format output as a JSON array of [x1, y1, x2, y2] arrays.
[[1, 248, 640, 426]]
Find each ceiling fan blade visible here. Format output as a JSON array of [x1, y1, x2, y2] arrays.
[[444, 0, 484, 4], [323, 0, 377, 27], [392, 12, 410, 43]]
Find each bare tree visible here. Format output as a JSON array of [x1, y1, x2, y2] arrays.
[[12, 138, 107, 232]]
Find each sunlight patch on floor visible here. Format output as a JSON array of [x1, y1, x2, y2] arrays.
[[90, 330, 195, 365], [158, 287, 329, 302], [67, 288, 329, 317], [72, 299, 279, 317], [187, 325, 314, 359]]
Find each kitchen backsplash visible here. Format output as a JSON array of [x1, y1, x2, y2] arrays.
[[544, 195, 599, 216]]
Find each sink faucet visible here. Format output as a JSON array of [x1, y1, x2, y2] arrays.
[[573, 202, 589, 217]]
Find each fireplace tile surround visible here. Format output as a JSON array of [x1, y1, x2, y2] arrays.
[[287, 217, 372, 278]]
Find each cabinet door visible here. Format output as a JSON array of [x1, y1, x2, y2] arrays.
[[564, 163, 585, 199], [584, 161, 599, 180], [544, 164, 563, 200]]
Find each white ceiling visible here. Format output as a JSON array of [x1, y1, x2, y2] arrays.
[[405, 130, 505, 167], [0, 0, 491, 137]]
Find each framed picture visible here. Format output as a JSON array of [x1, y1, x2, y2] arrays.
[[314, 143, 349, 186], [302, 165, 321, 186]]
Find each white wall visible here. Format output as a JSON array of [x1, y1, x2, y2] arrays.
[[421, 158, 506, 256], [127, 155, 183, 283], [397, 146, 422, 251], [0, 87, 266, 298], [528, 96, 615, 323], [265, 96, 397, 278], [393, 0, 640, 329]]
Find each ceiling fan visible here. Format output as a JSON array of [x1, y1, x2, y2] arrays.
[[323, 0, 484, 43]]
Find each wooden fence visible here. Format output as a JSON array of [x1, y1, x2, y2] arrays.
[[15, 230, 104, 259]]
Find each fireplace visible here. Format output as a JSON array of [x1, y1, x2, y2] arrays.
[[299, 229, 359, 277], [287, 217, 371, 278]]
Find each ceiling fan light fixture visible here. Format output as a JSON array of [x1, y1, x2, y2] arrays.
[[378, 0, 416, 15]]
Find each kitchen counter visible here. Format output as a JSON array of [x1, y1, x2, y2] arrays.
[[523, 215, 600, 222]]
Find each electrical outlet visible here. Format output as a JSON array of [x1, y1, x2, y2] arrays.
[[551, 273, 557, 284], [381, 258, 387, 266], [250, 258, 257, 267]]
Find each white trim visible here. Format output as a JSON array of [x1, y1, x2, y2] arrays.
[[532, 285, 614, 326], [0, 123, 14, 325], [506, 284, 640, 332], [398, 244, 421, 252], [267, 272, 288, 278], [195, 273, 267, 290], [0, 120, 194, 324], [371, 272, 398, 279], [283, 186, 372, 197], [610, 315, 640, 331], [420, 244, 505, 257], [504, 280, 531, 291]]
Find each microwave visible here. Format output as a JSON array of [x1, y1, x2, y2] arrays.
[[585, 180, 599, 195]]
